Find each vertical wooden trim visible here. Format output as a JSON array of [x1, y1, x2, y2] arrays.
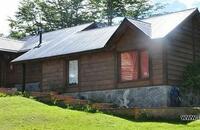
[[165, 43, 168, 85], [22, 63, 26, 93], [1, 55, 6, 87], [113, 51, 118, 88], [65, 60, 69, 89], [149, 50, 154, 86], [40, 61, 43, 92], [162, 41, 168, 85], [0, 57, 3, 87], [0, 57, 1, 87], [117, 51, 121, 87], [78, 58, 81, 93], [138, 50, 141, 79], [192, 17, 196, 62], [62, 60, 67, 92]]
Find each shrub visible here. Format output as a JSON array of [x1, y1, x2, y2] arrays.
[[65, 104, 98, 113], [182, 61, 200, 89], [0, 93, 7, 97]]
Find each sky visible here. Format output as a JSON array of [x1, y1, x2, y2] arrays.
[[0, 0, 200, 36]]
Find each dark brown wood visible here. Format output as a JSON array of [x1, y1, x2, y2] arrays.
[[162, 40, 168, 84], [192, 17, 196, 61], [22, 63, 26, 92], [166, 15, 200, 86]]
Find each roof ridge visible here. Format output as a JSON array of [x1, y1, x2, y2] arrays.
[[77, 24, 119, 33], [27, 22, 95, 37], [127, 18, 151, 25], [142, 8, 198, 20]]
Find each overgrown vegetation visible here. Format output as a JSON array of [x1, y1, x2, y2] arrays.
[[183, 61, 200, 89], [44, 98, 99, 113], [0, 93, 8, 97]]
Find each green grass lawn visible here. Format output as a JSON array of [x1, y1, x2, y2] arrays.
[[0, 96, 200, 130]]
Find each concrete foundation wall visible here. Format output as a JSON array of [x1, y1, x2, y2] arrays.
[[65, 85, 173, 108]]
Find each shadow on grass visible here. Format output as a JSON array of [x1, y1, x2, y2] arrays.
[[103, 112, 195, 125], [34, 97, 195, 126]]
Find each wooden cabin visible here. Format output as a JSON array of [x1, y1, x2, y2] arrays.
[[0, 38, 24, 87], [2, 8, 200, 108]]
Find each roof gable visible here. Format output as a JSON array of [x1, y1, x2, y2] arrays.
[[142, 8, 198, 39], [127, 19, 151, 37]]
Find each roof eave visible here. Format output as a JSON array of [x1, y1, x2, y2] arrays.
[[163, 8, 199, 39]]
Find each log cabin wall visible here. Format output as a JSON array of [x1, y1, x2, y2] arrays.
[[77, 51, 115, 92], [42, 59, 66, 91], [0, 53, 7, 87], [115, 26, 165, 88], [25, 62, 42, 84], [65, 26, 166, 93], [166, 15, 200, 85], [193, 15, 200, 61], [6, 61, 42, 89], [11, 64, 23, 86], [0, 51, 21, 87]]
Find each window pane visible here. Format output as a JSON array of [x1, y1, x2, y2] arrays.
[[140, 50, 149, 79], [120, 51, 138, 81], [69, 60, 78, 85]]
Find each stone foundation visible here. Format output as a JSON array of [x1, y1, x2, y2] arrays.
[[64, 85, 173, 108]]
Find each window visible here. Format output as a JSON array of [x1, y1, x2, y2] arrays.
[[120, 52, 139, 81], [120, 50, 149, 81], [68, 60, 78, 86]]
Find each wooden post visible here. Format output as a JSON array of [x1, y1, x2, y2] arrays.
[[22, 63, 26, 93], [192, 17, 196, 62]]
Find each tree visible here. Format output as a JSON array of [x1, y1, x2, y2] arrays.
[[9, 0, 96, 39], [90, 0, 163, 25], [8, 0, 40, 39], [9, 0, 163, 39]]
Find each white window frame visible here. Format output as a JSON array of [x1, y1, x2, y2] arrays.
[[68, 60, 78, 86]]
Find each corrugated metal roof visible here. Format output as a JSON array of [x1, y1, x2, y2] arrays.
[[12, 25, 119, 62], [0, 38, 24, 52], [127, 19, 151, 37], [142, 8, 197, 39], [12, 8, 199, 62], [20, 23, 94, 51]]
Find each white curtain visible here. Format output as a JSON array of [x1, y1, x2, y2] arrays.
[[69, 60, 78, 85]]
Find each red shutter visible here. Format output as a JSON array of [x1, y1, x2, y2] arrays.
[[140, 50, 149, 79], [120, 51, 138, 81]]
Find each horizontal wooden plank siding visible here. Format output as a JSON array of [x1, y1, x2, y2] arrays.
[[42, 59, 66, 91], [167, 16, 200, 85], [79, 52, 115, 92], [11, 64, 23, 85], [194, 16, 200, 61], [25, 62, 42, 83]]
